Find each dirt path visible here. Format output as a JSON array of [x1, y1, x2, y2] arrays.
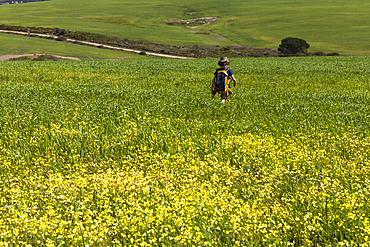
[[0, 54, 36, 61], [0, 53, 81, 61], [0, 30, 194, 60]]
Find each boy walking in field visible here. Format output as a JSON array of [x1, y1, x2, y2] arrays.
[[211, 57, 237, 103]]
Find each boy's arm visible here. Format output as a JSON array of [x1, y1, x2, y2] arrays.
[[211, 77, 216, 93], [231, 75, 237, 87]]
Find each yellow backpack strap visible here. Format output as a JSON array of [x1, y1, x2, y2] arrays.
[[224, 68, 229, 89], [225, 68, 231, 99]]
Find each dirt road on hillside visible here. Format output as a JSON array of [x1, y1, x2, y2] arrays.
[[0, 53, 81, 61], [0, 30, 194, 60]]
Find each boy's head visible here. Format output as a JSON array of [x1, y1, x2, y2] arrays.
[[218, 57, 229, 67]]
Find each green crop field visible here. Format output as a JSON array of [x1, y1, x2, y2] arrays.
[[0, 0, 370, 57], [1, 56, 370, 245]]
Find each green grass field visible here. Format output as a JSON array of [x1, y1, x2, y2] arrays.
[[0, 0, 369, 56], [1, 56, 370, 245]]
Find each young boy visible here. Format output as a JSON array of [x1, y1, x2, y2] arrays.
[[211, 57, 237, 103]]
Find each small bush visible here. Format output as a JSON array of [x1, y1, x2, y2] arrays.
[[278, 37, 310, 54], [55, 36, 67, 41], [314, 51, 325, 56], [327, 52, 340, 56], [32, 55, 58, 61]]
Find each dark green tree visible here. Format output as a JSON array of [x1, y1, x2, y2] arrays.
[[278, 37, 310, 54]]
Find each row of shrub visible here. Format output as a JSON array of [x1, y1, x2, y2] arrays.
[[0, 24, 339, 58]]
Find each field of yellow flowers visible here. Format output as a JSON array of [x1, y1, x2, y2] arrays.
[[0, 57, 370, 246]]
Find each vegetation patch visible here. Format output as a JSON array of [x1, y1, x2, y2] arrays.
[[185, 11, 195, 15], [193, 31, 211, 35], [185, 30, 232, 42], [161, 17, 218, 28], [9, 54, 59, 61], [78, 16, 144, 28]]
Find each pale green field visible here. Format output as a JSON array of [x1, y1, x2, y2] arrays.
[[0, 0, 369, 56]]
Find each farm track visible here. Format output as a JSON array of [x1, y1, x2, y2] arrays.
[[0, 53, 81, 61], [0, 30, 194, 60]]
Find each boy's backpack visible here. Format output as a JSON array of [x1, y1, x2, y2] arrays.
[[214, 68, 230, 93]]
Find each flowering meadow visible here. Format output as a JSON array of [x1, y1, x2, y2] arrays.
[[0, 57, 370, 246]]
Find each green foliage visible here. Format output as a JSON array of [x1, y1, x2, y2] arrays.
[[9, 54, 58, 61], [327, 52, 340, 56], [278, 37, 310, 54], [314, 51, 325, 56]]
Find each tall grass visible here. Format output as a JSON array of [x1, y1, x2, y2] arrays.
[[0, 56, 369, 246], [0, 0, 369, 54]]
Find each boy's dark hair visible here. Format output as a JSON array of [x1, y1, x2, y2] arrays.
[[218, 61, 229, 67]]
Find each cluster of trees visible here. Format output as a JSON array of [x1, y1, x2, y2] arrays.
[[0, 24, 339, 57]]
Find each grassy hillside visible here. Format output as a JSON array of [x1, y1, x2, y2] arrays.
[[0, 0, 369, 56], [0, 32, 151, 59]]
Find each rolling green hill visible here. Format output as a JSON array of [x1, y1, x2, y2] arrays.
[[0, 32, 151, 59], [0, 0, 369, 56]]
